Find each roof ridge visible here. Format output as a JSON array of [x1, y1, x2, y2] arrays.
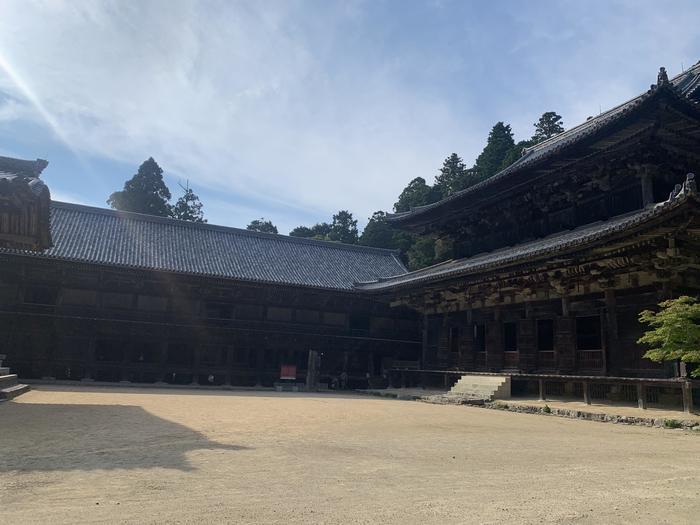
[[362, 188, 700, 291], [50, 201, 402, 256], [389, 63, 700, 222]]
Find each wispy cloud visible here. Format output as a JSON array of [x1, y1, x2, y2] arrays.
[[0, 1, 698, 232]]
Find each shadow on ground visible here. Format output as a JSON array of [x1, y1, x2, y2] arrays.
[[0, 402, 247, 472]]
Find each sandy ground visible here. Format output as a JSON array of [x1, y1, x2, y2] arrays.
[[1, 386, 699, 525]]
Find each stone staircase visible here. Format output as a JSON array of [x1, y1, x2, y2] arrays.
[[446, 374, 511, 402], [0, 354, 30, 401]]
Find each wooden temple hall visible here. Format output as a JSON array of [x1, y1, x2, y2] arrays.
[[0, 63, 699, 409]]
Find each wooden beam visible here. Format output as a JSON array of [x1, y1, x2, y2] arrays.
[[637, 383, 647, 409]]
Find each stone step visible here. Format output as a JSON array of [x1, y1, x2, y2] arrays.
[[0, 367, 9, 376], [449, 374, 511, 402], [0, 383, 30, 400], [0, 374, 19, 389]]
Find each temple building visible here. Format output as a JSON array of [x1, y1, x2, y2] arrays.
[[0, 190, 420, 388], [357, 64, 700, 408], [1, 63, 699, 408]]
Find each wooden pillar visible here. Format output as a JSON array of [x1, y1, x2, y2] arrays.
[[486, 309, 503, 371], [603, 289, 617, 376], [157, 341, 168, 383], [555, 297, 576, 373], [437, 315, 450, 368], [682, 381, 694, 414], [421, 313, 429, 368], [637, 383, 647, 410], [255, 346, 265, 386], [224, 345, 233, 385], [458, 315, 475, 370], [191, 342, 201, 385], [640, 170, 654, 207], [582, 381, 591, 405], [518, 307, 536, 373], [82, 337, 96, 382]]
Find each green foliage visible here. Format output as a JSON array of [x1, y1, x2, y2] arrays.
[[290, 210, 358, 244], [500, 139, 535, 170], [532, 111, 564, 143], [663, 419, 683, 429], [329, 210, 359, 244], [393, 177, 440, 213], [473, 122, 515, 181], [246, 218, 278, 234], [638, 296, 700, 377], [434, 153, 470, 198], [289, 223, 332, 240], [359, 211, 399, 249], [108, 157, 172, 217], [543, 404, 551, 414], [171, 182, 206, 223], [406, 236, 437, 271]]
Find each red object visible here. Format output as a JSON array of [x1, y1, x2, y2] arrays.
[[280, 364, 297, 380]]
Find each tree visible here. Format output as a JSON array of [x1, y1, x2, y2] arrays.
[[359, 211, 398, 249], [434, 153, 470, 197], [394, 177, 439, 213], [638, 296, 700, 377], [532, 111, 564, 143], [329, 210, 358, 244], [406, 236, 436, 270], [500, 139, 535, 170], [171, 181, 206, 223], [108, 157, 172, 217], [246, 218, 278, 234], [290, 223, 332, 239], [473, 122, 515, 181]]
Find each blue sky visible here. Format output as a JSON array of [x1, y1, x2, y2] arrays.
[[1, 0, 699, 234]]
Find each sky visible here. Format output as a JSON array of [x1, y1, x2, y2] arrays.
[[0, 1, 699, 234]]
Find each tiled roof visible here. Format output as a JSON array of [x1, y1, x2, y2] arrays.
[[0, 202, 407, 291], [388, 62, 700, 223], [357, 184, 699, 292]]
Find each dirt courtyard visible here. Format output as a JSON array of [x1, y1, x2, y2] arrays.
[[1, 386, 699, 524]]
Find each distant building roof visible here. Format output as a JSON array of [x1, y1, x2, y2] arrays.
[[387, 62, 700, 225], [0, 202, 407, 291], [358, 176, 699, 292]]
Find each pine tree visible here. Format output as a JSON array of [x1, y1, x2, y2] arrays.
[[473, 122, 515, 181], [171, 182, 206, 223], [329, 210, 359, 244], [532, 111, 564, 143], [434, 153, 469, 197], [108, 157, 172, 217], [246, 218, 278, 234]]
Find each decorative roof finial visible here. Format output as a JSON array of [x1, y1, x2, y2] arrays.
[[684, 173, 697, 195], [657, 66, 669, 86]]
